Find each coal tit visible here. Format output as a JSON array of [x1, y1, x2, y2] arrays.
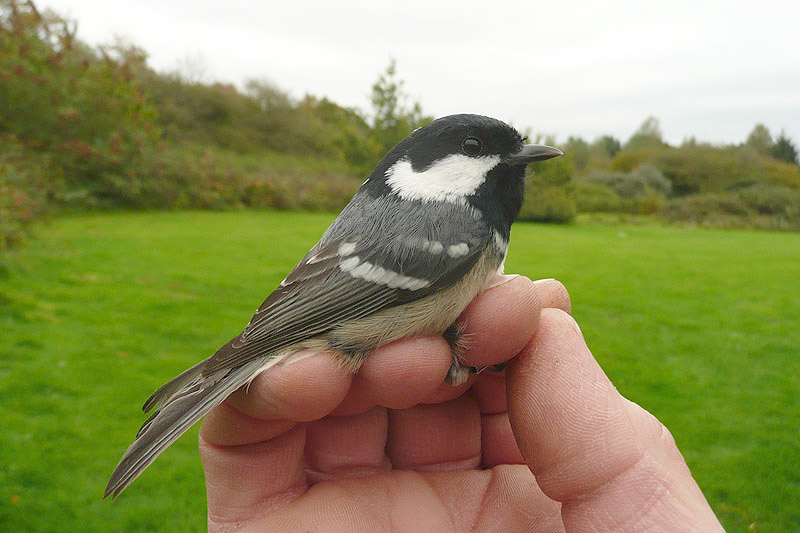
[[105, 113, 562, 497]]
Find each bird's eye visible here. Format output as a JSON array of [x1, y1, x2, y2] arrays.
[[461, 137, 483, 156]]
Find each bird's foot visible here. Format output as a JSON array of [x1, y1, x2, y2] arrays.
[[443, 323, 474, 385]]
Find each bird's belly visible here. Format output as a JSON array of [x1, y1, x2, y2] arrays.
[[325, 250, 501, 365]]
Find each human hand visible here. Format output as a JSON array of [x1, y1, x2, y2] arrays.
[[199, 276, 723, 532]]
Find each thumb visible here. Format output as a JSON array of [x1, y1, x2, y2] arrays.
[[507, 308, 723, 531]]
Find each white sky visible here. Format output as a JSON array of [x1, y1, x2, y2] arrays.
[[42, 0, 800, 145]]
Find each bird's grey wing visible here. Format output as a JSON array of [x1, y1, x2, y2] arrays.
[[201, 193, 496, 375], [107, 208, 491, 497], [140, 218, 487, 410], [201, 218, 491, 374]]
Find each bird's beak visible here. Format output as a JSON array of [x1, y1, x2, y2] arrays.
[[505, 144, 563, 165]]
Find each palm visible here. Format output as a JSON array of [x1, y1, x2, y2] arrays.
[[205, 382, 564, 531]]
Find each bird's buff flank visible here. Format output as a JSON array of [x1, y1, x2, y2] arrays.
[[105, 114, 562, 498]]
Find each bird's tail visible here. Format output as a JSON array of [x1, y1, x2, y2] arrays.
[[104, 355, 274, 499]]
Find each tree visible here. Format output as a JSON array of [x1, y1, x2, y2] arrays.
[[746, 124, 774, 156], [243, 78, 295, 146], [770, 131, 799, 165], [244, 78, 292, 113], [637, 116, 663, 138], [595, 135, 621, 158], [625, 116, 665, 150], [369, 58, 430, 153], [518, 134, 576, 223], [563, 136, 590, 172], [0, 0, 160, 205]]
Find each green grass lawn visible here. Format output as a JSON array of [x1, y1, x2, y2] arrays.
[[1, 211, 798, 531]]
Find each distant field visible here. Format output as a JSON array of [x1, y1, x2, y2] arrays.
[[1, 211, 798, 531]]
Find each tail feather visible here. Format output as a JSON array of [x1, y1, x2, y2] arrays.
[[105, 355, 274, 498], [141, 357, 210, 413]]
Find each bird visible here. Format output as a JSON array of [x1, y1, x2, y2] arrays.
[[105, 113, 562, 498]]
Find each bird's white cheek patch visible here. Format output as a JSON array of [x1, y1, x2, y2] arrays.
[[339, 256, 430, 291], [385, 154, 501, 204]]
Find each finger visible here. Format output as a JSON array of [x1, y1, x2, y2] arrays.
[[304, 406, 390, 484], [474, 374, 524, 468], [387, 394, 481, 471], [481, 413, 525, 467], [353, 336, 452, 409], [507, 308, 723, 531], [327, 384, 377, 417], [472, 372, 507, 414], [508, 309, 641, 501], [458, 275, 572, 370], [465, 277, 572, 467], [583, 398, 724, 529], [458, 275, 542, 368], [224, 350, 352, 423], [420, 379, 473, 405], [533, 278, 571, 313], [201, 350, 351, 446], [200, 425, 307, 525], [330, 336, 452, 416], [201, 403, 298, 446]]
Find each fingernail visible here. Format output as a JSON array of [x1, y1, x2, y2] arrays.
[[485, 274, 519, 290]]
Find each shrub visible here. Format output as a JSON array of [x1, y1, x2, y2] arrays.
[[664, 192, 749, 218], [635, 190, 665, 214], [661, 185, 800, 230], [759, 157, 800, 189], [737, 183, 800, 219], [633, 164, 672, 196], [572, 181, 627, 212], [1, 2, 161, 207], [0, 136, 49, 251], [519, 185, 576, 223], [572, 180, 664, 215], [528, 153, 573, 187], [242, 169, 359, 212], [583, 165, 670, 199], [143, 146, 361, 212], [656, 145, 763, 194], [611, 143, 800, 196]]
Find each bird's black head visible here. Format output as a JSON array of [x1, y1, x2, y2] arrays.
[[361, 114, 562, 238]]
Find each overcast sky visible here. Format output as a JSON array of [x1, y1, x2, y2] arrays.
[[42, 0, 800, 145]]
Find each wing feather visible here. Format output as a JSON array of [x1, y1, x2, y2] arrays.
[[201, 216, 490, 375]]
